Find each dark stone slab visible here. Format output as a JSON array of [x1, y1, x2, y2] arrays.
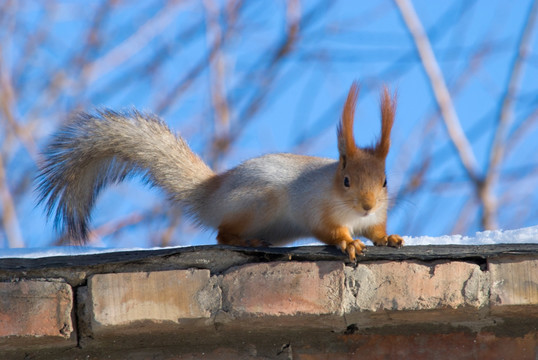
[[1, 244, 537, 273]]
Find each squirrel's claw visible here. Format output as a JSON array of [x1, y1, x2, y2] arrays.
[[340, 239, 365, 262]]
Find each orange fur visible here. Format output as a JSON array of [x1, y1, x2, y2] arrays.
[[375, 86, 396, 159], [362, 222, 389, 246], [337, 82, 360, 160]]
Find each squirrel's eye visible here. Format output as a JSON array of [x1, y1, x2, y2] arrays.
[[383, 177, 387, 188], [344, 176, 350, 188]]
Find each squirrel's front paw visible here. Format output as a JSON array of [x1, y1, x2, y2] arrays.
[[372, 234, 404, 248], [387, 234, 404, 248], [339, 239, 365, 262]]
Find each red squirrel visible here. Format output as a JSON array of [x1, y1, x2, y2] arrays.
[[37, 82, 403, 261]]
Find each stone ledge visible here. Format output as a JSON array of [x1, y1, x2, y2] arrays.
[[0, 245, 537, 359]]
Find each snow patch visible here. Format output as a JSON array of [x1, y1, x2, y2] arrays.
[[403, 225, 538, 245]]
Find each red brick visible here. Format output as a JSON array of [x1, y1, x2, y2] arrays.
[[343, 260, 489, 327], [345, 261, 488, 312], [221, 261, 345, 324], [0, 280, 74, 348], [87, 269, 218, 335], [490, 256, 538, 314]]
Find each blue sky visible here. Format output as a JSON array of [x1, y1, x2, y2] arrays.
[[2, 0, 537, 248]]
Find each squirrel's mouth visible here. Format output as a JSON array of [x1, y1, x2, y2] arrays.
[[350, 201, 376, 217], [354, 207, 372, 217]]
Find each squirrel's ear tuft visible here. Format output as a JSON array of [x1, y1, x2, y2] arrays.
[[338, 81, 360, 161], [375, 86, 397, 159]]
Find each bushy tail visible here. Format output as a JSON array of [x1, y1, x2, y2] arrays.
[[36, 109, 215, 242]]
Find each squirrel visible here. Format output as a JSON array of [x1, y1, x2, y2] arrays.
[[36, 82, 403, 261]]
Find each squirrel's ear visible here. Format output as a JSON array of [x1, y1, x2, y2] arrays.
[[374, 86, 396, 159], [338, 82, 360, 167]]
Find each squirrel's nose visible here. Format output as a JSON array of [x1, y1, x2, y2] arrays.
[[361, 193, 375, 212]]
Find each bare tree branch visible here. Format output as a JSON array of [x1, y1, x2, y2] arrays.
[[0, 155, 24, 248], [0, 49, 40, 163], [2, 0, 537, 247], [481, 0, 538, 229], [393, 0, 481, 184], [392, 41, 493, 204]]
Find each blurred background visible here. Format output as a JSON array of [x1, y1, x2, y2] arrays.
[[1, 0, 537, 249]]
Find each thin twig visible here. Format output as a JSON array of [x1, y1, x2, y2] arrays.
[[204, 0, 232, 170], [223, 0, 306, 150], [81, 0, 187, 86]]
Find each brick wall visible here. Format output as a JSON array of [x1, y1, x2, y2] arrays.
[[0, 244, 537, 359]]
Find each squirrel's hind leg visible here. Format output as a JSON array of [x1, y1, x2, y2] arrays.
[[216, 219, 269, 247], [217, 231, 267, 247]]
